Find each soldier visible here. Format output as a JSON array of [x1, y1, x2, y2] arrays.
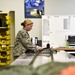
[[13, 19, 43, 59]]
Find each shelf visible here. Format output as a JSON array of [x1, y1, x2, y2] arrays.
[[0, 12, 7, 14], [0, 27, 8, 32], [0, 27, 8, 29]]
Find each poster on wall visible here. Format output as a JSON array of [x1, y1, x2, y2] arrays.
[[24, 0, 44, 18]]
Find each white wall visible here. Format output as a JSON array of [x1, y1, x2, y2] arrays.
[[0, 0, 75, 40], [0, 0, 42, 40], [45, 0, 75, 15]]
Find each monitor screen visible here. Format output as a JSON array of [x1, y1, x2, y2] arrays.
[[68, 36, 75, 42]]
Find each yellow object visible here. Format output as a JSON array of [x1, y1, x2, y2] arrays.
[[0, 34, 2, 39], [0, 55, 7, 58], [5, 14, 14, 25], [6, 36, 10, 39], [7, 51, 10, 55], [6, 30, 10, 35], [7, 61, 11, 65], [0, 34, 6, 39], [7, 56, 10, 60], [0, 63, 7, 66], [6, 20, 10, 25], [0, 47, 2, 51], [5, 15, 10, 20], [7, 25, 10, 28], [7, 46, 10, 50], [7, 41, 10, 45], [1, 40, 6, 45], [30, 36, 32, 41], [66, 46, 70, 48], [0, 60, 10, 65], [66, 41, 69, 48], [10, 19, 14, 24], [2, 45, 6, 48], [5, 14, 11, 25]]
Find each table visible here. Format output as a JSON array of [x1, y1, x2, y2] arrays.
[[53, 47, 75, 50]]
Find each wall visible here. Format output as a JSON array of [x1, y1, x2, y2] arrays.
[[0, 0, 75, 40], [45, 0, 75, 15], [0, 0, 42, 40]]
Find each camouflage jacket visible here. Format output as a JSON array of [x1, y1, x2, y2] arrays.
[[13, 28, 36, 56]]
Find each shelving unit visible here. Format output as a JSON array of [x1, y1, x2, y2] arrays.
[[0, 11, 15, 66]]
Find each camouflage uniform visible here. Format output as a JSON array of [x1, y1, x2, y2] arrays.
[[13, 28, 36, 56]]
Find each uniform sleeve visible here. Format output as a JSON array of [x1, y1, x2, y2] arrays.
[[18, 30, 37, 51]]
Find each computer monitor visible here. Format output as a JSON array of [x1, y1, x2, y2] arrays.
[[68, 36, 75, 43]]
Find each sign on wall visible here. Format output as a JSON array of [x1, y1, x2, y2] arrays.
[[24, 0, 44, 18]]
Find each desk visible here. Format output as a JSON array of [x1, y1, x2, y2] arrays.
[[11, 51, 75, 68], [53, 48, 75, 50]]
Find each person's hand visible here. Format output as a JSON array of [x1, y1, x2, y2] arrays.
[[36, 46, 43, 50]]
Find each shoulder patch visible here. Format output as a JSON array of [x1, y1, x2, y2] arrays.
[[22, 34, 29, 38]]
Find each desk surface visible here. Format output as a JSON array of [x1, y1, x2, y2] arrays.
[[11, 52, 75, 67], [53, 47, 75, 50]]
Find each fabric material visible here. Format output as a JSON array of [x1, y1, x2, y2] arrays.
[[13, 28, 36, 56]]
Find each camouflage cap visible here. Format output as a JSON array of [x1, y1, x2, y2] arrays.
[[24, 19, 33, 25]]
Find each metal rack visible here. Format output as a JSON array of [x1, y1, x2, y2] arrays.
[[0, 11, 15, 66]]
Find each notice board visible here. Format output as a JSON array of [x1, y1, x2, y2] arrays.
[[42, 15, 75, 48]]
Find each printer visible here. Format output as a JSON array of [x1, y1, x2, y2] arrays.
[[66, 35, 75, 56], [67, 35, 75, 48]]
